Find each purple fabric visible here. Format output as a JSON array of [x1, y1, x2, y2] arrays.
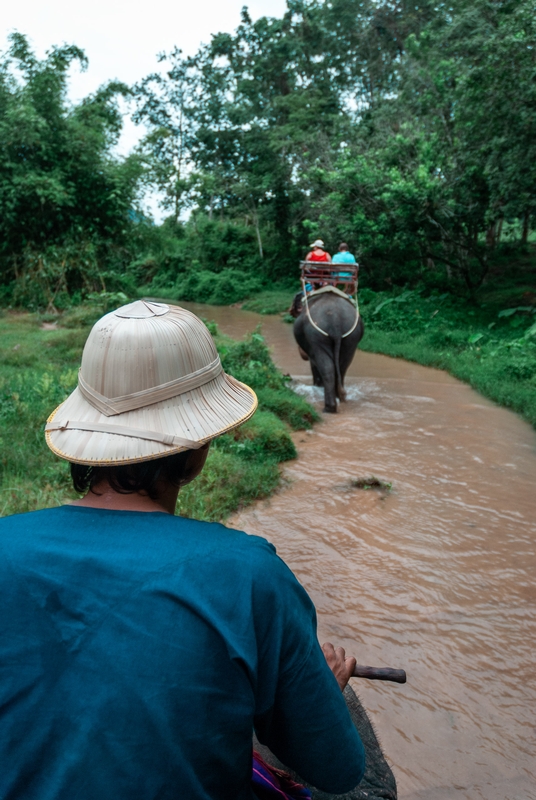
[[252, 751, 312, 799]]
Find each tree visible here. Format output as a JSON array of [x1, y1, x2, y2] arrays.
[[0, 33, 142, 306], [133, 51, 194, 223], [105, 0, 536, 296]]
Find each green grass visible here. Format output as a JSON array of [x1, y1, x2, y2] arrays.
[[178, 449, 280, 521], [241, 290, 295, 315], [358, 281, 536, 429], [0, 309, 317, 521]]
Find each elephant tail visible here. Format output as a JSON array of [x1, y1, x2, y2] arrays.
[[333, 335, 343, 401]]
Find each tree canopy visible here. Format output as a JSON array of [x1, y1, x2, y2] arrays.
[[1, 0, 535, 306], [134, 0, 536, 294]]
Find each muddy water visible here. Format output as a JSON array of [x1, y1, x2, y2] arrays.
[[186, 303, 536, 800]]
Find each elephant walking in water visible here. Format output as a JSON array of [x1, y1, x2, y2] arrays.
[[254, 684, 397, 799], [293, 292, 364, 413]]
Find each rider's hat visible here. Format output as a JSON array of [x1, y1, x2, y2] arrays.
[[311, 239, 325, 248], [45, 300, 257, 465]]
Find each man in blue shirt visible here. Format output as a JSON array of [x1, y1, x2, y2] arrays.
[[331, 242, 357, 264], [331, 243, 358, 295], [332, 242, 357, 266], [0, 301, 366, 799]]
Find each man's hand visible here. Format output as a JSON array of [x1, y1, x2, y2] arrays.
[[322, 642, 357, 692]]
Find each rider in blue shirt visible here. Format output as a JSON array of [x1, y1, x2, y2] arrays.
[[331, 242, 357, 266], [0, 301, 366, 800], [0, 505, 364, 800]]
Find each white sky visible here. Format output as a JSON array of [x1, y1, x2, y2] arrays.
[[2, 0, 288, 217]]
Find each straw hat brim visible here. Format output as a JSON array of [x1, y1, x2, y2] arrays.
[[46, 372, 257, 465]]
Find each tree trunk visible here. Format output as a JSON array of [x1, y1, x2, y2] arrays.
[[246, 198, 263, 259], [522, 210, 530, 244], [496, 217, 504, 244], [255, 223, 263, 259]]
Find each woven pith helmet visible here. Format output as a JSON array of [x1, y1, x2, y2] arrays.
[[45, 300, 257, 465]]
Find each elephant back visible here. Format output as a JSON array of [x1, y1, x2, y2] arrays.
[[253, 685, 397, 799]]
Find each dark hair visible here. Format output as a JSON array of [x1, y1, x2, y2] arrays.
[[71, 451, 193, 500], [338, 243, 349, 251]]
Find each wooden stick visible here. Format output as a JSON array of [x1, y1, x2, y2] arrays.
[[352, 665, 406, 684]]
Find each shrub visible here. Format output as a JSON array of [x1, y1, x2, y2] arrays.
[[215, 411, 297, 462], [256, 387, 320, 430], [170, 269, 263, 305]]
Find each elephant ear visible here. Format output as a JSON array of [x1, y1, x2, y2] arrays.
[[253, 685, 398, 800]]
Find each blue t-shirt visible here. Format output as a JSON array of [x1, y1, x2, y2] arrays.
[[331, 252, 357, 264], [0, 506, 364, 799]]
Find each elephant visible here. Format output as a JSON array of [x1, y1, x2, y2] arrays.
[[254, 684, 397, 799], [293, 292, 364, 413]]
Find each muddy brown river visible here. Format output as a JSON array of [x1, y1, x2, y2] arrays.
[[185, 303, 536, 800]]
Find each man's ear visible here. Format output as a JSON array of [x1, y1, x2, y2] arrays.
[[179, 442, 211, 487]]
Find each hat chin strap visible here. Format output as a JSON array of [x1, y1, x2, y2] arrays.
[[45, 420, 203, 450]]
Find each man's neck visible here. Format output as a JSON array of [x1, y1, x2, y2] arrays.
[[71, 480, 179, 515]]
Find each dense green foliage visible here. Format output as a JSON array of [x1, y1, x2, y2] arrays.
[[2, 1, 535, 307], [131, 0, 536, 297], [0, 34, 143, 308], [0, 3, 534, 434], [0, 311, 317, 520], [359, 282, 536, 428]]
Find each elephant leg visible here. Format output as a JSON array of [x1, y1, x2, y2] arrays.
[[311, 360, 323, 387], [298, 345, 310, 361], [337, 343, 355, 402], [311, 340, 339, 412], [337, 321, 364, 402], [253, 685, 397, 800], [315, 352, 337, 413]]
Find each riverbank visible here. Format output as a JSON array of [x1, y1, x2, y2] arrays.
[[242, 277, 536, 430], [359, 288, 536, 429], [0, 308, 317, 520]]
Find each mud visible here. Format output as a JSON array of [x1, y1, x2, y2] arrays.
[[183, 302, 536, 800]]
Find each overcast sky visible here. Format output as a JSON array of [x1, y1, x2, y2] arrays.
[[2, 0, 287, 160]]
